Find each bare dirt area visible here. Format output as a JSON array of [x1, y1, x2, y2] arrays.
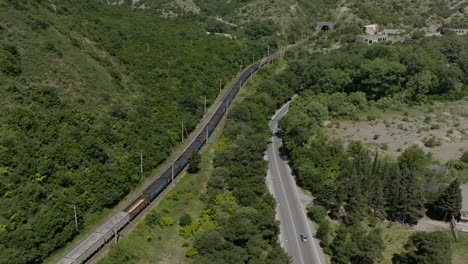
[[326, 98, 468, 163]]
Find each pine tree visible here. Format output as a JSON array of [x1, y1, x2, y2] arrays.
[[427, 179, 462, 221], [392, 231, 452, 264]]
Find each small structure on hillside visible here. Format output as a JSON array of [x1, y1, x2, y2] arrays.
[[356, 34, 388, 44], [363, 24, 378, 35], [446, 28, 468, 35], [316, 22, 336, 32]]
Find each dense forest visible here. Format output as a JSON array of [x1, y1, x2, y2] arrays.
[[0, 1, 276, 262], [279, 35, 467, 263]]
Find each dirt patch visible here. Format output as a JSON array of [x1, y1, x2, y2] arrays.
[[327, 99, 468, 163], [174, 0, 200, 14]]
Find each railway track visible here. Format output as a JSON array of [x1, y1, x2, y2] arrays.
[[56, 49, 286, 264]]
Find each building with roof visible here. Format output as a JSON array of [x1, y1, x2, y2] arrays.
[[356, 34, 388, 44], [446, 28, 468, 35], [363, 24, 378, 35]]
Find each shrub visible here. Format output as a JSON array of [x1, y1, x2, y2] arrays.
[[179, 225, 193, 238], [307, 204, 327, 222], [430, 124, 440, 130], [461, 151, 468, 163], [179, 214, 192, 226], [146, 211, 161, 227], [412, 31, 425, 39], [159, 217, 174, 228], [381, 143, 389, 150], [186, 247, 198, 257], [423, 136, 441, 148], [373, 134, 380, 140], [368, 216, 378, 227]]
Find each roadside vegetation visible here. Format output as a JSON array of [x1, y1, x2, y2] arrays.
[[279, 35, 467, 263]]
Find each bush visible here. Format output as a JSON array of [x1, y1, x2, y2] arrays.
[[316, 219, 332, 247], [460, 151, 468, 163], [423, 136, 441, 148], [412, 31, 425, 39], [186, 247, 198, 257], [368, 216, 378, 227], [159, 216, 174, 228], [307, 204, 327, 222], [146, 211, 161, 227], [179, 214, 192, 226]]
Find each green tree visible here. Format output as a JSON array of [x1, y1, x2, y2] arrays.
[[188, 152, 201, 174], [405, 70, 437, 101], [194, 230, 224, 255], [427, 179, 462, 221], [397, 146, 429, 173], [359, 59, 407, 99], [315, 69, 352, 93], [392, 231, 451, 264], [307, 204, 327, 222]]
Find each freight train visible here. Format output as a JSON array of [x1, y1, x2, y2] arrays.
[[57, 50, 284, 264]]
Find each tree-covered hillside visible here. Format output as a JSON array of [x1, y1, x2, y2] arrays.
[[0, 0, 271, 262], [115, 0, 467, 33], [278, 35, 467, 263]]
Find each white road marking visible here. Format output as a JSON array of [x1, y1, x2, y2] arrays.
[[270, 98, 324, 264], [284, 142, 323, 264], [271, 138, 305, 264]]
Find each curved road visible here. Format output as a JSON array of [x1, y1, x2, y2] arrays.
[[266, 99, 327, 264]]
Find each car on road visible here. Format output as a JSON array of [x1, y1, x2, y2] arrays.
[[300, 234, 308, 242]]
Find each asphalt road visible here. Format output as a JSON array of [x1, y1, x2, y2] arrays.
[[266, 99, 327, 264]]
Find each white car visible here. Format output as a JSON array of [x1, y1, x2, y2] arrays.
[[300, 234, 308, 242]]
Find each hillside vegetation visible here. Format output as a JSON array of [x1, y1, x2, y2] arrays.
[[114, 0, 467, 34], [0, 0, 270, 262]]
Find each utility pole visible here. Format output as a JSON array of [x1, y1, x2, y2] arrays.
[[65, 204, 78, 231], [140, 153, 143, 178]]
